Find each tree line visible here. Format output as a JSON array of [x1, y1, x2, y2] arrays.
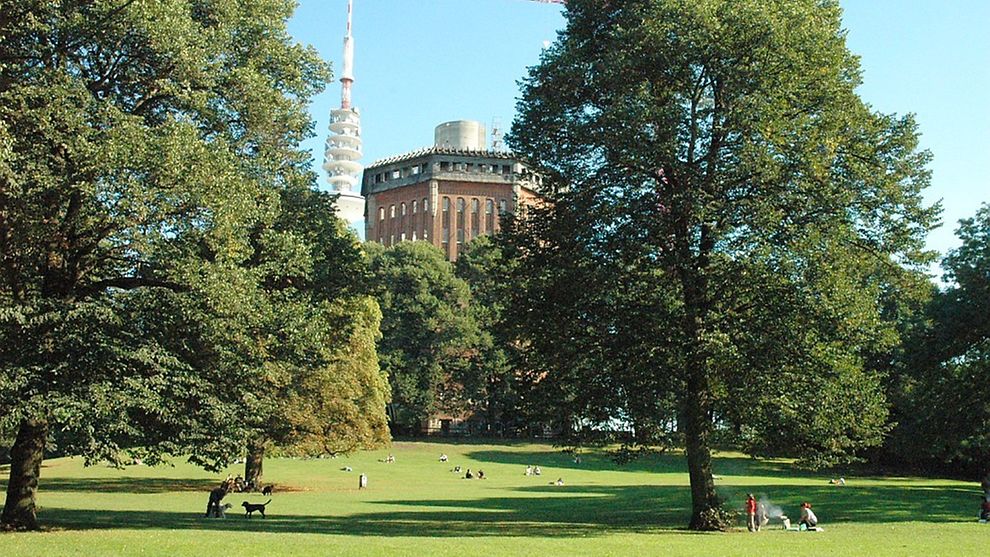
[[1, 0, 987, 534]]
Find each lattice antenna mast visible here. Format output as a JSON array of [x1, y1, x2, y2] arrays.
[[323, 0, 365, 225]]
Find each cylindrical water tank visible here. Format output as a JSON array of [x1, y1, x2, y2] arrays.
[[434, 120, 486, 150]]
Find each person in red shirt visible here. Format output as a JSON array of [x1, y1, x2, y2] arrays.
[[745, 494, 758, 531]]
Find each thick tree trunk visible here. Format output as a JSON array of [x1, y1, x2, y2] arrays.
[[244, 439, 265, 489], [1, 418, 48, 530], [683, 371, 723, 530], [676, 222, 724, 530]]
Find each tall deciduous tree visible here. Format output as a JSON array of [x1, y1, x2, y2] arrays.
[[455, 236, 522, 435], [0, 0, 328, 529], [886, 204, 990, 482], [237, 185, 390, 486], [506, 0, 937, 529], [368, 242, 479, 434]]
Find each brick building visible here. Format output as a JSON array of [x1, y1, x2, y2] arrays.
[[361, 121, 541, 260]]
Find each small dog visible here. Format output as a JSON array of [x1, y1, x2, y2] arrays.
[[261, 484, 274, 496], [242, 499, 271, 518], [216, 503, 232, 518]]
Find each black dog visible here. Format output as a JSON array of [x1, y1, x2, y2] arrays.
[[261, 484, 273, 496], [242, 499, 271, 518]]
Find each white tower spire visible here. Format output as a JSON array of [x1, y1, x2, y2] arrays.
[[323, 0, 364, 225]]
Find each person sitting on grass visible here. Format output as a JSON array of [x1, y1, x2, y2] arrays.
[[465, 469, 474, 479], [477, 470, 485, 479], [799, 502, 818, 530]]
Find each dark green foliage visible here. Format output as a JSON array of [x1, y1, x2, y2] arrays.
[[0, 0, 333, 528], [368, 242, 479, 434], [455, 236, 524, 436], [504, 0, 937, 529], [887, 204, 990, 478]]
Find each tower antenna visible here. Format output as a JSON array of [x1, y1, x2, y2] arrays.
[[323, 0, 365, 225]]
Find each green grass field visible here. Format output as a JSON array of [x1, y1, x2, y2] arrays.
[[0, 441, 984, 556]]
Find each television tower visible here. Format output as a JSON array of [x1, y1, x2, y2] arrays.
[[323, 0, 365, 224]]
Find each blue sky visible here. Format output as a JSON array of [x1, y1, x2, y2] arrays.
[[289, 1, 989, 263]]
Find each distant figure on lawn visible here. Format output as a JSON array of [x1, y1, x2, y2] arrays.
[[745, 494, 759, 532], [477, 470, 486, 480], [525, 465, 533, 476], [534, 466, 542, 476], [359, 473, 368, 489], [554, 478, 564, 486], [439, 453, 448, 462], [205, 479, 233, 518], [385, 454, 395, 463], [465, 469, 474, 479], [799, 502, 819, 530]]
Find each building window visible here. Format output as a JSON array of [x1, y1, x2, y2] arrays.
[[423, 198, 428, 213], [499, 199, 507, 213], [390, 234, 394, 245], [502, 165, 511, 175], [471, 198, 480, 236], [390, 205, 395, 218], [401, 232, 406, 241], [440, 161, 451, 171], [442, 196, 450, 248], [379, 207, 385, 221], [486, 199, 494, 232], [391, 169, 400, 180], [401, 202, 406, 216], [412, 231, 417, 241], [456, 198, 465, 240]]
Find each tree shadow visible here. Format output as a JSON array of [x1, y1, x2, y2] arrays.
[[35, 477, 218, 494], [34, 482, 979, 536], [465, 448, 811, 478]]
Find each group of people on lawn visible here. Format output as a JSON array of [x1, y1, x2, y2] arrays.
[[746, 493, 818, 532]]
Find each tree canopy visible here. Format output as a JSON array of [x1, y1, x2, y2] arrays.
[[0, 0, 331, 529], [504, 0, 937, 530], [367, 242, 479, 434], [886, 204, 990, 480]]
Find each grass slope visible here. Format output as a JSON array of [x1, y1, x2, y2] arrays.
[[0, 441, 984, 556]]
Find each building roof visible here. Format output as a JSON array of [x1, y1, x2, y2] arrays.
[[367, 146, 518, 169]]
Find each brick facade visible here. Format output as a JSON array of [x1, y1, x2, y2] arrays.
[[362, 147, 541, 260]]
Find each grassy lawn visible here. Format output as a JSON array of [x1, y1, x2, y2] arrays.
[[0, 441, 984, 556]]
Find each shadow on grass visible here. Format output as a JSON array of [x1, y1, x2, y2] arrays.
[[33, 482, 979, 536], [35, 477, 218, 494], [465, 448, 812, 478]]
